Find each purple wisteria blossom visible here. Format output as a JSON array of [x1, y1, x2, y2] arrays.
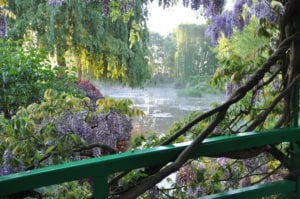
[[246, 0, 253, 7], [234, 0, 244, 16], [183, 0, 282, 45], [55, 111, 132, 156], [48, 0, 65, 7], [0, 149, 25, 176], [204, 0, 225, 17], [0, 14, 7, 38], [206, 12, 234, 45], [184, 0, 225, 16], [1, 150, 13, 175], [101, 0, 110, 16], [252, 1, 279, 23], [234, 15, 245, 32], [120, 1, 134, 14]]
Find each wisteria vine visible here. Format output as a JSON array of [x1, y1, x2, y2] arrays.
[[47, 0, 284, 45], [182, 0, 283, 45]]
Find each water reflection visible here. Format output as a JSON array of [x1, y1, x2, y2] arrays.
[[96, 83, 224, 134]]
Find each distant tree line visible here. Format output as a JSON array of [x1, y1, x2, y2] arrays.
[[148, 24, 217, 85]]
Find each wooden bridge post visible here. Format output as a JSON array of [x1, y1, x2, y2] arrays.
[[93, 175, 108, 199], [291, 80, 300, 198]]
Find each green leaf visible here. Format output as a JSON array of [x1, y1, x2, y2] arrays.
[[34, 151, 44, 161], [45, 145, 56, 154], [69, 134, 82, 145]]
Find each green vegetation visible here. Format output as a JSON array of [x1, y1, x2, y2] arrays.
[[175, 24, 217, 83], [0, 0, 300, 198], [211, 19, 270, 90], [6, 0, 150, 87], [97, 98, 145, 117], [0, 39, 80, 119], [148, 24, 218, 96]]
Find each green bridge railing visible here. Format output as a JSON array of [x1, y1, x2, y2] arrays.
[[1, 128, 300, 198]]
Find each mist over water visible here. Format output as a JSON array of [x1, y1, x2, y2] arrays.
[[95, 83, 225, 135]]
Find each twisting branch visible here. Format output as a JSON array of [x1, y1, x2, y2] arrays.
[[157, 187, 177, 198], [116, 32, 300, 199], [119, 110, 228, 199], [251, 164, 282, 185], [212, 160, 272, 183], [274, 113, 288, 128], [266, 145, 290, 168], [256, 65, 283, 90], [73, 143, 116, 155], [109, 171, 130, 187], [161, 33, 297, 146], [25, 153, 51, 170], [245, 74, 300, 131], [228, 88, 259, 133], [110, 35, 299, 190]]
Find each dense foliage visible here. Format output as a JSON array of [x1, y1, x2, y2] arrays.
[[211, 18, 270, 95], [6, 0, 150, 87], [0, 39, 79, 119], [0, 88, 145, 196], [0, 31, 145, 197], [1, 0, 300, 198]]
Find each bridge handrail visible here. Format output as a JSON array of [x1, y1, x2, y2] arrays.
[[1, 128, 300, 198]]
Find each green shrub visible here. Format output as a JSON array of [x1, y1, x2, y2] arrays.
[[0, 39, 80, 118], [177, 82, 222, 97]]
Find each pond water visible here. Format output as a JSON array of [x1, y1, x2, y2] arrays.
[[95, 83, 225, 135]]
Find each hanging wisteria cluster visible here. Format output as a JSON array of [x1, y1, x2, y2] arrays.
[[0, 14, 7, 38], [182, 0, 283, 45], [252, 1, 279, 23], [48, 0, 134, 16], [0, 150, 24, 176], [0, 111, 132, 175], [101, 0, 134, 16], [48, 0, 65, 7], [55, 111, 132, 154]]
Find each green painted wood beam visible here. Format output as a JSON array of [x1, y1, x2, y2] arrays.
[[199, 180, 296, 199], [93, 175, 108, 199], [1, 128, 300, 196]]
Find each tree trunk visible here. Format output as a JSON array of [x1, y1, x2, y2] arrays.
[[283, 0, 300, 127]]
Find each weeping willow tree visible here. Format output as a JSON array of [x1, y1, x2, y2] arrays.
[[6, 0, 150, 86], [175, 24, 217, 82]]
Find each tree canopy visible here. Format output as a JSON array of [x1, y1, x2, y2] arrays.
[[5, 0, 150, 87]]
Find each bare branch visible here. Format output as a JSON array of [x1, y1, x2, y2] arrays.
[[246, 74, 300, 131], [74, 143, 116, 155], [116, 33, 299, 198], [251, 164, 282, 185], [161, 33, 297, 146], [266, 145, 290, 168]]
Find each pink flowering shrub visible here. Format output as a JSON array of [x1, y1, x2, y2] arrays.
[[77, 80, 104, 102]]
